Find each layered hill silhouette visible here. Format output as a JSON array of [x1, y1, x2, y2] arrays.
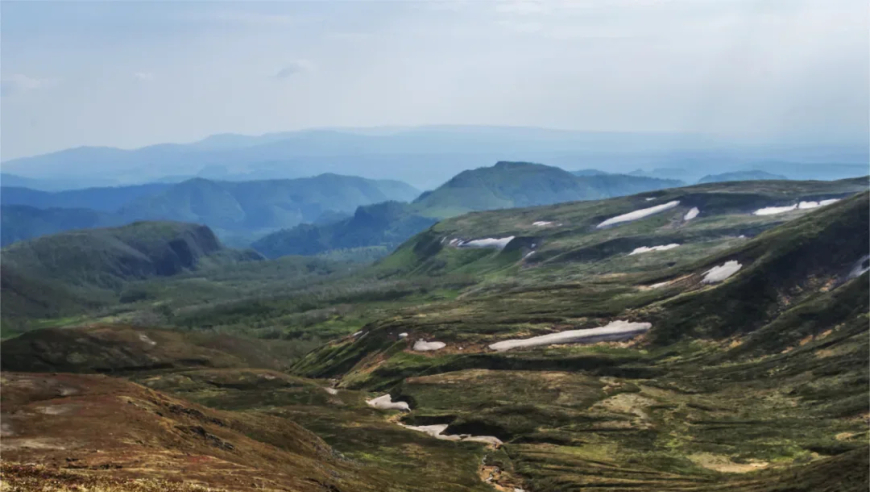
[[698, 170, 788, 183], [253, 162, 681, 258], [0, 174, 419, 247]]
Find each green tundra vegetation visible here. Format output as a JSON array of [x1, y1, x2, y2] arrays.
[[1, 176, 868, 491]]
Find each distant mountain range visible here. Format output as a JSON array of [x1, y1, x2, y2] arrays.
[[1, 205, 124, 247], [3, 126, 867, 190], [0, 174, 419, 247], [697, 170, 788, 183], [588, 168, 793, 184], [1, 183, 173, 212], [252, 162, 681, 258]]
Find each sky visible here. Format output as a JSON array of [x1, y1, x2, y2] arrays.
[[1, 0, 868, 160]]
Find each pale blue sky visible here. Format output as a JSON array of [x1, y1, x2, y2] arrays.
[[2, 0, 868, 160]]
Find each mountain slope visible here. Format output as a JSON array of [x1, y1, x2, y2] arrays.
[[253, 201, 439, 258], [287, 186, 868, 492], [253, 162, 682, 258], [376, 177, 868, 277], [1, 221, 262, 325]]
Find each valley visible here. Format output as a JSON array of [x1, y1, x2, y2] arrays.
[[4, 1, 868, 489], [1, 176, 867, 491]]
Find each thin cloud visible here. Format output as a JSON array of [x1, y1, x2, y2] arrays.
[[0, 74, 57, 97], [275, 60, 314, 80], [134, 72, 155, 81]]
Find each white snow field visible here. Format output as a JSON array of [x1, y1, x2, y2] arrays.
[[753, 199, 837, 216], [597, 201, 680, 228], [798, 199, 840, 210], [629, 244, 680, 255], [413, 340, 446, 351], [684, 207, 700, 221], [488, 320, 651, 352], [702, 260, 742, 283], [754, 205, 797, 216], [459, 237, 515, 249], [366, 394, 410, 411]]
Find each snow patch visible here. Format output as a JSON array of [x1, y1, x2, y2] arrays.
[[138, 334, 156, 346], [448, 238, 462, 246], [366, 394, 410, 412], [324, 388, 338, 395], [460, 236, 515, 250], [849, 255, 870, 278], [799, 199, 840, 210], [629, 244, 680, 255], [649, 281, 671, 289], [400, 423, 503, 446], [684, 207, 700, 221], [398, 332, 408, 339], [753, 205, 796, 216], [597, 201, 680, 228], [532, 221, 552, 227], [488, 320, 651, 352], [413, 340, 446, 352], [461, 435, 503, 446], [702, 260, 742, 283], [645, 197, 656, 201], [522, 251, 535, 260], [351, 331, 364, 337]]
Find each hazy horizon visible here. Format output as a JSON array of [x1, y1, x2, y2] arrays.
[[2, 0, 868, 161]]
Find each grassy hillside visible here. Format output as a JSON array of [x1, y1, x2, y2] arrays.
[[253, 162, 683, 259], [377, 177, 868, 278], [0, 221, 262, 329], [284, 189, 868, 491]]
